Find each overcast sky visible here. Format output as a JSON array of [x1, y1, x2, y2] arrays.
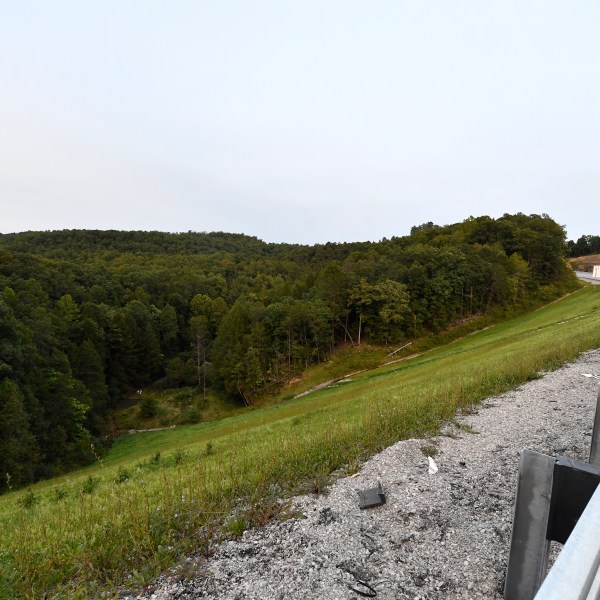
[[1, 1, 598, 244]]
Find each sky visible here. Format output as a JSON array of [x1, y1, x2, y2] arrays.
[[1, 1, 599, 245]]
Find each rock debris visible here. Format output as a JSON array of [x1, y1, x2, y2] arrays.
[[123, 349, 600, 600]]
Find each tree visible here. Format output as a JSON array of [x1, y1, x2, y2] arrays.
[[142, 323, 163, 381], [375, 280, 410, 342], [212, 299, 256, 404], [139, 395, 158, 419], [166, 357, 186, 388], [0, 297, 27, 381], [348, 280, 375, 345], [244, 347, 263, 394], [0, 380, 39, 490], [72, 340, 109, 434], [190, 293, 213, 318], [313, 262, 351, 348], [157, 304, 179, 355], [349, 279, 409, 344], [189, 294, 217, 399]]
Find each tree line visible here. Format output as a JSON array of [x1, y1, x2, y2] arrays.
[[0, 213, 578, 490], [568, 235, 600, 257]]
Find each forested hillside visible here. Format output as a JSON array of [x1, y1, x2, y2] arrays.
[[568, 234, 600, 257], [0, 213, 578, 489]]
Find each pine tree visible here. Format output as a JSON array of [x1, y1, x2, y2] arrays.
[[0, 380, 39, 489]]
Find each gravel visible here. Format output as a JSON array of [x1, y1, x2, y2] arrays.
[[123, 349, 600, 600]]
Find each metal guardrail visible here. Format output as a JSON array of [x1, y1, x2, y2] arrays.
[[533, 483, 600, 600], [504, 384, 600, 600]]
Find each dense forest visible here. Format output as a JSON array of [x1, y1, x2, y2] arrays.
[[568, 235, 600, 257], [0, 213, 580, 490]]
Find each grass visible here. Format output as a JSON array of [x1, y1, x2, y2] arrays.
[[1, 286, 599, 598], [111, 347, 400, 432], [113, 387, 245, 431]]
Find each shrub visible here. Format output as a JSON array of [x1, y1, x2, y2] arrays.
[[114, 467, 130, 484], [173, 449, 186, 465], [17, 489, 37, 509], [419, 443, 439, 457], [139, 396, 159, 419], [82, 475, 98, 495], [226, 516, 248, 537], [52, 487, 69, 501]]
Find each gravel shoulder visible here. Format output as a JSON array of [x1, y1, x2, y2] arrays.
[[129, 349, 600, 600]]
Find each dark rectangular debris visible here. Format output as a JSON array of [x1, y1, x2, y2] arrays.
[[358, 482, 386, 509]]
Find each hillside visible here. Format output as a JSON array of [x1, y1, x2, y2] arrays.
[[1, 285, 599, 597], [127, 349, 600, 599], [0, 213, 579, 491]]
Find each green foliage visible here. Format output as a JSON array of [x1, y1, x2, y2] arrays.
[[166, 357, 185, 387], [17, 488, 38, 509], [0, 214, 579, 491], [81, 475, 98, 495], [173, 448, 186, 465], [419, 443, 439, 457], [226, 516, 248, 537], [568, 234, 600, 257], [114, 466, 130, 484], [114, 387, 228, 431], [0, 380, 39, 490], [0, 286, 598, 598], [52, 486, 69, 501], [139, 396, 159, 419]]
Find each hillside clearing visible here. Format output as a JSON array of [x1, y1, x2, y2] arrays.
[[1, 286, 599, 598]]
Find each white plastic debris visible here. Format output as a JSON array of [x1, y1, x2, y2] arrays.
[[582, 374, 600, 379], [428, 456, 438, 475]]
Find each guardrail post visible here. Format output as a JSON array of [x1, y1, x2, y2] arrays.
[[589, 384, 600, 466], [504, 449, 555, 600], [533, 484, 600, 599]]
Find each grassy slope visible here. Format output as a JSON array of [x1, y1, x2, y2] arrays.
[[1, 286, 600, 598], [112, 387, 246, 431]]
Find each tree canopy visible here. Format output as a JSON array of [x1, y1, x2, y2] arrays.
[[0, 213, 578, 490]]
